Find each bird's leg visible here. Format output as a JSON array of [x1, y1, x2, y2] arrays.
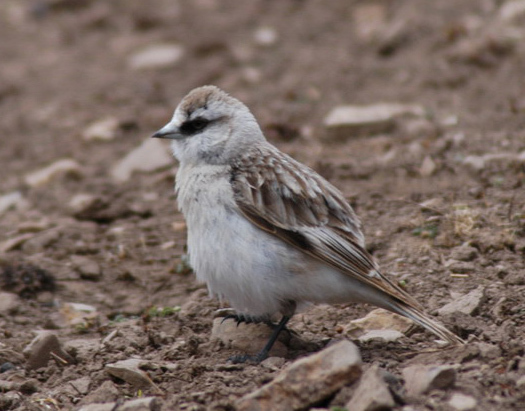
[[229, 315, 291, 364]]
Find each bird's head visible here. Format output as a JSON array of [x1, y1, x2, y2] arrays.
[[153, 85, 264, 165]]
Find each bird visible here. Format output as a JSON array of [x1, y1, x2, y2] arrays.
[[152, 85, 464, 363]]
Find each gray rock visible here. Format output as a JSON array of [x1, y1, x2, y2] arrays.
[[111, 139, 173, 182], [211, 317, 289, 357], [78, 397, 161, 411], [128, 44, 184, 70], [23, 331, 74, 370], [324, 103, 426, 140], [0, 192, 28, 215], [69, 376, 91, 395], [71, 255, 102, 280], [0, 292, 20, 314], [22, 229, 61, 254], [253, 27, 278, 46], [346, 364, 395, 411], [77, 380, 119, 406], [0, 233, 35, 252], [236, 340, 362, 411], [438, 286, 485, 316], [24, 159, 82, 187], [82, 117, 119, 141], [105, 359, 161, 393], [358, 329, 404, 343], [402, 364, 456, 396], [344, 308, 413, 339], [448, 392, 477, 410], [63, 338, 100, 362]]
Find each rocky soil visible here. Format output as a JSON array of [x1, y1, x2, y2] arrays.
[[1, 0, 525, 410]]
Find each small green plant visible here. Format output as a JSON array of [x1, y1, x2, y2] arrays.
[[412, 224, 438, 238]]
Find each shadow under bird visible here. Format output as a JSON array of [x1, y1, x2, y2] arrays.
[[152, 85, 464, 363]]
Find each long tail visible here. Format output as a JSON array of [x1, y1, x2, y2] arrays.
[[390, 300, 465, 345]]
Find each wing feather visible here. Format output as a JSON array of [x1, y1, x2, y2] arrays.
[[230, 144, 422, 310]]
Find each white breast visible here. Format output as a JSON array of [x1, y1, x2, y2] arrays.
[[176, 164, 301, 317]]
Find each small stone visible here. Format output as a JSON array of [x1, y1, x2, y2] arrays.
[[324, 103, 426, 140], [128, 44, 184, 70], [0, 292, 20, 314], [450, 246, 478, 262], [71, 255, 102, 280], [254, 27, 278, 46], [68, 193, 98, 213], [346, 364, 395, 411], [419, 155, 437, 177], [63, 338, 100, 362], [344, 308, 414, 338], [402, 364, 456, 396], [462, 155, 485, 171], [0, 362, 15, 373], [23, 331, 74, 370], [82, 117, 119, 141], [358, 329, 404, 343], [438, 286, 485, 316], [446, 260, 476, 274], [69, 376, 91, 395], [516, 375, 525, 388], [236, 340, 362, 411], [22, 229, 61, 254], [260, 356, 286, 370], [111, 138, 173, 182], [105, 358, 161, 392], [78, 397, 161, 411], [78, 380, 119, 406], [24, 159, 82, 187], [498, 0, 525, 22], [448, 392, 477, 410], [475, 342, 501, 360], [0, 192, 28, 215], [211, 318, 288, 357]]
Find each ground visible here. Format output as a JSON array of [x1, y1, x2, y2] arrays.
[[0, 0, 525, 410]]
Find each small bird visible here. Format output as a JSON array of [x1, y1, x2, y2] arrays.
[[152, 85, 464, 363]]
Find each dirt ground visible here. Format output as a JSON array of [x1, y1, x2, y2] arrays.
[[1, 0, 525, 410]]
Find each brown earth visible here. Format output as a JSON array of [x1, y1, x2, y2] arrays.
[[1, 0, 525, 410]]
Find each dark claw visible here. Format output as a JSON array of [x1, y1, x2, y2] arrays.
[[228, 351, 268, 364]]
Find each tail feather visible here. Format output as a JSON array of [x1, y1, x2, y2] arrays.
[[392, 302, 465, 345]]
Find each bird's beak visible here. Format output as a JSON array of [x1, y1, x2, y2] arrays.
[[151, 123, 184, 140]]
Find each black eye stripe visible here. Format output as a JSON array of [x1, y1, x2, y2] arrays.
[[180, 117, 210, 135]]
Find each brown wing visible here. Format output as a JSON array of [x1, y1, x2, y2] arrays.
[[230, 144, 422, 309]]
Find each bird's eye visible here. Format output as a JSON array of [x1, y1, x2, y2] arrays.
[[180, 118, 210, 135]]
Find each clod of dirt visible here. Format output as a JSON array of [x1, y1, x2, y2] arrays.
[[402, 364, 456, 396], [236, 340, 362, 411], [346, 364, 396, 411], [0, 262, 56, 298]]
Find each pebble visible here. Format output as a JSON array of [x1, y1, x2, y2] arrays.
[[82, 117, 120, 141], [346, 364, 395, 411], [78, 397, 161, 411], [68, 376, 91, 395], [437, 286, 485, 316], [23, 331, 74, 370], [59, 302, 99, 329], [498, 0, 525, 22], [402, 364, 456, 396], [22, 229, 61, 254], [68, 193, 98, 213], [105, 358, 161, 392], [344, 308, 413, 338], [24, 159, 82, 187], [253, 27, 278, 46], [77, 380, 119, 406], [236, 340, 362, 411], [70, 255, 102, 280], [111, 138, 173, 182], [358, 329, 405, 343], [419, 155, 437, 177], [211, 317, 289, 357], [128, 44, 184, 70], [0, 292, 20, 314], [63, 338, 100, 362], [462, 152, 525, 172], [260, 356, 286, 371], [324, 103, 426, 140], [448, 392, 477, 410], [0, 191, 28, 215]]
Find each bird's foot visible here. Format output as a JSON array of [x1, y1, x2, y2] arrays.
[[228, 351, 269, 364], [221, 313, 271, 327]]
